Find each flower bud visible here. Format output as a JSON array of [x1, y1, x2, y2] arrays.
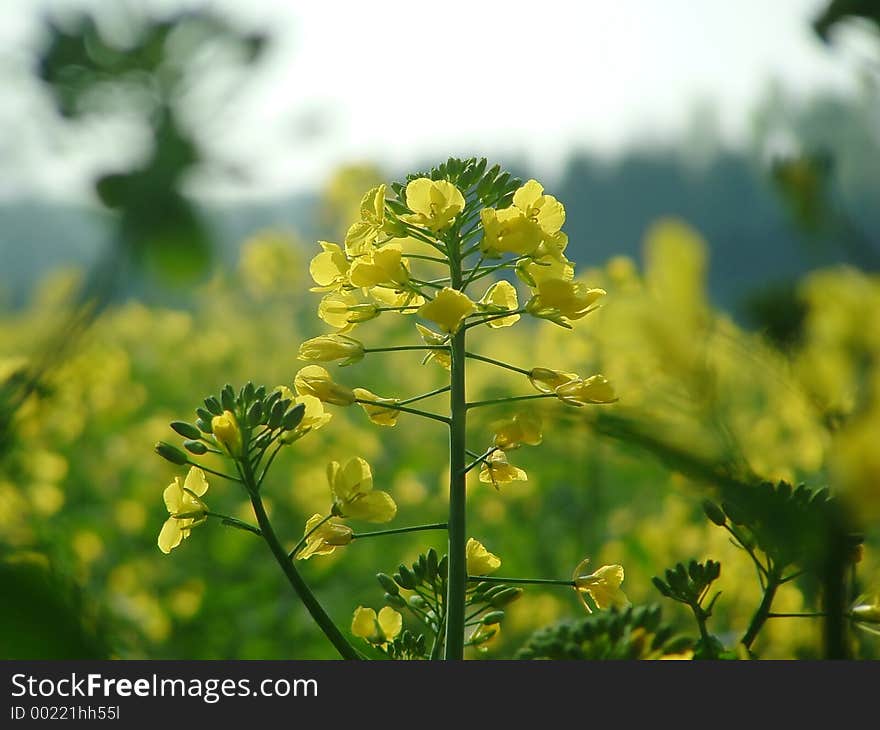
[[170, 421, 202, 440], [212, 410, 243, 458], [155, 441, 188, 465], [183, 439, 208, 455]]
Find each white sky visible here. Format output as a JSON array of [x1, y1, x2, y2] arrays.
[[0, 0, 872, 201]]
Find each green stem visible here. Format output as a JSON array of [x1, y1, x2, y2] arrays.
[[741, 571, 781, 650], [405, 253, 448, 263], [467, 575, 575, 587], [205, 511, 262, 537], [463, 448, 495, 475], [396, 385, 451, 407], [185, 460, 242, 483], [364, 345, 448, 353], [354, 398, 450, 425], [466, 393, 556, 410], [464, 308, 527, 330], [461, 254, 484, 290], [767, 612, 828, 618], [465, 352, 530, 376], [445, 244, 468, 661], [352, 523, 448, 539], [242, 462, 359, 660]]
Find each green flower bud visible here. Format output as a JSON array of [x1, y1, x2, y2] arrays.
[[377, 573, 399, 596], [702, 500, 727, 526], [155, 441, 188, 465], [221, 384, 236, 412], [481, 610, 505, 625], [183, 439, 208, 455], [384, 593, 406, 609], [204, 396, 223, 416], [489, 587, 523, 608], [247, 400, 264, 427], [170, 421, 202, 440], [282, 403, 305, 431]]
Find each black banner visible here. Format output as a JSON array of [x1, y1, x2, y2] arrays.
[[1, 660, 876, 724]]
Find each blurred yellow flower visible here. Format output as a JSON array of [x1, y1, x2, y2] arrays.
[[466, 537, 501, 575], [294, 365, 356, 406], [309, 241, 350, 292], [479, 449, 527, 489], [403, 178, 465, 232], [296, 513, 353, 560], [416, 324, 451, 370], [572, 557, 628, 613], [212, 410, 243, 458], [351, 605, 402, 645], [556, 375, 617, 406], [298, 334, 365, 365], [526, 279, 605, 323], [492, 412, 543, 450], [418, 287, 476, 333], [158, 467, 209, 555], [345, 184, 387, 255], [528, 367, 578, 394], [349, 246, 410, 288], [328, 456, 397, 522], [478, 281, 520, 328], [352, 388, 401, 426]]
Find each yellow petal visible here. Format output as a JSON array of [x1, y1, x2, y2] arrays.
[[351, 606, 377, 639], [466, 537, 501, 575], [377, 606, 402, 641], [182, 466, 209, 498], [158, 517, 184, 554], [344, 490, 397, 523]]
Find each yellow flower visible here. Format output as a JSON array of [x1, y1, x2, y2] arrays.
[[212, 410, 243, 458], [512, 179, 568, 259], [516, 254, 575, 287], [352, 387, 401, 427], [556, 375, 617, 406], [309, 241, 350, 292], [478, 281, 520, 328], [479, 449, 527, 489], [328, 456, 397, 522], [295, 513, 353, 560], [158, 467, 209, 554], [526, 278, 605, 324], [480, 179, 567, 258], [528, 367, 579, 394], [351, 606, 402, 645], [480, 206, 542, 257], [572, 557, 629, 613], [492, 413, 543, 450], [318, 291, 378, 331], [349, 246, 410, 288], [369, 286, 424, 310], [276, 389, 332, 443], [416, 324, 451, 370], [403, 178, 465, 232], [298, 334, 365, 366], [344, 184, 387, 255], [294, 365, 357, 406], [466, 537, 501, 575], [418, 287, 476, 334]]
